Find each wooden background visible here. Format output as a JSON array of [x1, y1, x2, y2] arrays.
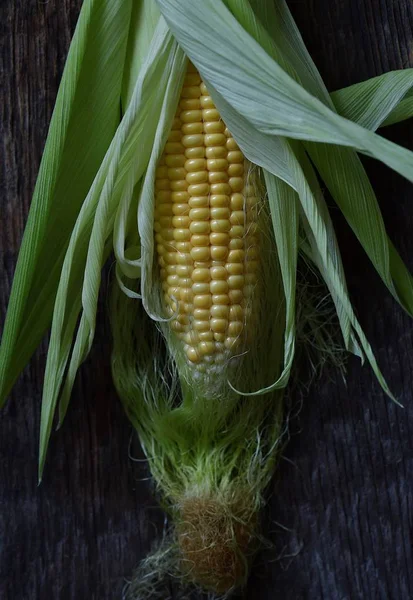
[[1, 1, 413, 599]]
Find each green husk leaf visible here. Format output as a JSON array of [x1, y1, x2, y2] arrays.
[[224, 0, 413, 318], [38, 20, 184, 479], [157, 0, 413, 182], [331, 71, 413, 130], [0, 0, 132, 407], [121, 0, 161, 111]]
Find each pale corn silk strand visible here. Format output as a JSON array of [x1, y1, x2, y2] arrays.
[[113, 62, 286, 597]]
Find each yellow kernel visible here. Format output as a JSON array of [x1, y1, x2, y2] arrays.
[[172, 216, 190, 228], [186, 171, 208, 185], [229, 238, 244, 250], [229, 177, 244, 192], [180, 98, 201, 110], [184, 331, 199, 345], [211, 207, 230, 219], [173, 229, 191, 242], [165, 142, 185, 154], [180, 288, 193, 302], [227, 151, 244, 164], [161, 229, 174, 242], [176, 265, 192, 277], [185, 147, 205, 159], [188, 183, 209, 196], [210, 246, 228, 260], [198, 342, 215, 356], [190, 221, 210, 235], [189, 208, 209, 221], [229, 305, 243, 320], [229, 290, 243, 303], [230, 211, 245, 226], [224, 337, 239, 350], [185, 158, 206, 172], [228, 275, 244, 289], [230, 193, 244, 210], [172, 203, 189, 215], [210, 183, 231, 195], [171, 320, 184, 333], [212, 294, 230, 305], [204, 121, 225, 134], [191, 246, 210, 261], [205, 146, 227, 159], [171, 117, 182, 130], [211, 305, 230, 319], [200, 96, 214, 109], [166, 274, 179, 286], [210, 280, 229, 294], [156, 190, 171, 203], [228, 321, 243, 337], [184, 71, 201, 84], [202, 108, 220, 121], [199, 331, 214, 341], [226, 262, 244, 275], [181, 110, 203, 123], [209, 171, 229, 184], [165, 154, 186, 167], [228, 164, 244, 177], [211, 318, 228, 333], [182, 134, 204, 148], [176, 253, 191, 265], [176, 242, 191, 253], [188, 196, 209, 209], [191, 234, 210, 247], [158, 215, 173, 228], [164, 252, 177, 266], [211, 266, 227, 280], [214, 333, 226, 342], [156, 243, 165, 256], [207, 158, 228, 171], [205, 133, 227, 147], [181, 86, 201, 99], [194, 320, 210, 332], [155, 179, 170, 191], [210, 232, 230, 245], [156, 166, 169, 178], [182, 122, 203, 135], [211, 219, 230, 233], [192, 268, 211, 282], [230, 225, 245, 238], [226, 138, 239, 151], [186, 346, 201, 363], [167, 130, 182, 143], [194, 308, 210, 320], [200, 82, 209, 94], [171, 191, 189, 203], [156, 204, 173, 216], [228, 249, 245, 262], [192, 282, 210, 294], [194, 295, 212, 308], [170, 180, 188, 191], [210, 195, 230, 207]]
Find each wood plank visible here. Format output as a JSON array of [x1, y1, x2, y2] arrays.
[[1, 1, 412, 598]]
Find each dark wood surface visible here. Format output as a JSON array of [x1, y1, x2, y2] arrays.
[[1, 1, 413, 599]]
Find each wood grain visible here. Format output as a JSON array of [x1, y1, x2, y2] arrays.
[[1, 1, 412, 599]]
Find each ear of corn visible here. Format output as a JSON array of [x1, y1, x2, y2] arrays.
[[153, 64, 261, 369]]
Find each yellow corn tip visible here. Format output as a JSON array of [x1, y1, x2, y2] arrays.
[[154, 63, 260, 366]]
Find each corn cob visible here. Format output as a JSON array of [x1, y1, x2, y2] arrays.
[[154, 63, 260, 367]]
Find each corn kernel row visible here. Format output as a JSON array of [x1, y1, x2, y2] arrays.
[[154, 64, 260, 366]]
